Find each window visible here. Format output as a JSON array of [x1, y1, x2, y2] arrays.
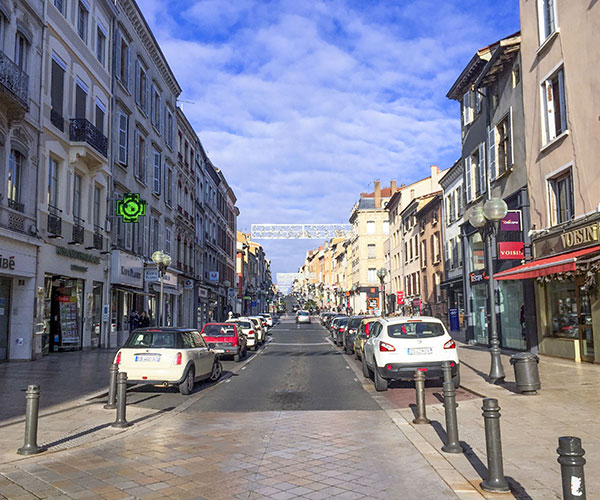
[[96, 25, 106, 65], [53, 0, 65, 15], [75, 82, 87, 119], [165, 226, 171, 254], [151, 216, 159, 253], [537, 0, 557, 43], [7, 150, 23, 203], [542, 68, 567, 144], [466, 143, 486, 201], [165, 107, 174, 147], [165, 163, 173, 206], [73, 173, 82, 219], [383, 221, 389, 234], [548, 169, 574, 225], [0, 14, 5, 52], [135, 58, 149, 113], [48, 157, 59, 207], [496, 112, 513, 176], [51, 57, 65, 120], [368, 268, 377, 283], [151, 84, 161, 131], [77, 1, 88, 42], [462, 91, 473, 125], [433, 233, 441, 263], [366, 221, 375, 235], [421, 241, 427, 268], [14, 32, 29, 72], [95, 99, 105, 134], [457, 185, 463, 216], [93, 185, 102, 228], [367, 244, 376, 259], [117, 111, 128, 164], [116, 33, 130, 88], [512, 64, 521, 87], [152, 147, 161, 194], [134, 130, 147, 183]]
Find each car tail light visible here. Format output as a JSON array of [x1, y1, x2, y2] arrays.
[[444, 339, 456, 349], [365, 323, 370, 337], [115, 351, 121, 365], [175, 352, 182, 365], [379, 341, 396, 352], [248, 330, 255, 337], [338, 327, 344, 332]]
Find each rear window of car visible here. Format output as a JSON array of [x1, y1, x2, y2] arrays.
[[348, 317, 364, 329], [125, 331, 180, 348], [202, 324, 236, 337], [235, 321, 252, 329], [298, 311, 309, 316], [338, 318, 349, 326], [387, 322, 445, 338]]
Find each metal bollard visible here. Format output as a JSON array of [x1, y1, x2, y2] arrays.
[[557, 436, 586, 500], [441, 361, 462, 454], [104, 363, 118, 409], [412, 370, 430, 425], [111, 372, 131, 428], [480, 398, 510, 493], [17, 385, 46, 455]]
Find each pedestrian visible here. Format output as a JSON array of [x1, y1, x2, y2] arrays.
[[139, 310, 150, 327], [228, 311, 233, 320], [129, 310, 139, 331]]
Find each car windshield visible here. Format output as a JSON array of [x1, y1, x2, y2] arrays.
[[387, 322, 445, 338], [202, 324, 236, 337], [125, 331, 179, 348]]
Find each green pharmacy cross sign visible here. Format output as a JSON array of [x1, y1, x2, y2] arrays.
[[116, 193, 146, 223]]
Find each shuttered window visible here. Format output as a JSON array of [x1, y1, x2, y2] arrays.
[[50, 59, 65, 116], [118, 112, 128, 164], [152, 148, 161, 194]]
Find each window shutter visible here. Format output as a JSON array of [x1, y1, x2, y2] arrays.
[[156, 96, 161, 133], [508, 106, 514, 166], [545, 80, 555, 140], [474, 90, 481, 114], [135, 58, 140, 105], [488, 126, 497, 180], [134, 131, 140, 177], [465, 157, 472, 202], [115, 30, 121, 81], [145, 72, 150, 115], [478, 142, 486, 195], [548, 0, 555, 33], [150, 85, 155, 123], [462, 91, 470, 125], [118, 113, 127, 164], [144, 139, 148, 183], [557, 69, 566, 133], [125, 46, 131, 90]]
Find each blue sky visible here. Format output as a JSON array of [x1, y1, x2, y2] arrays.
[[138, 0, 520, 284]]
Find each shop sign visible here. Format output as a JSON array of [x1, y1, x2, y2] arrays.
[[144, 269, 159, 282], [208, 271, 219, 281], [0, 255, 15, 271], [102, 304, 109, 321], [449, 308, 460, 332], [396, 291, 404, 305], [70, 264, 88, 273], [184, 279, 194, 289], [110, 250, 143, 288], [534, 222, 600, 258], [198, 287, 208, 299], [498, 241, 524, 260], [470, 269, 488, 284], [56, 246, 100, 264], [162, 272, 178, 287], [501, 211, 521, 231], [0, 240, 36, 277]]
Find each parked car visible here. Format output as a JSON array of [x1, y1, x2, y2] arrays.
[[343, 315, 371, 354], [362, 316, 460, 392], [329, 315, 346, 338], [263, 313, 274, 327], [296, 310, 311, 324], [226, 318, 258, 351], [114, 327, 223, 395], [256, 315, 269, 334], [333, 317, 349, 346], [354, 317, 378, 360], [200, 323, 247, 362], [246, 316, 266, 344]]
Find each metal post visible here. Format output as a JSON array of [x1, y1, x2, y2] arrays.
[[441, 361, 462, 454], [159, 271, 164, 327], [480, 398, 510, 493], [557, 436, 586, 500], [111, 372, 131, 428], [486, 228, 505, 383], [17, 385, 46, 455], [412, 370, 430, 424], [104, 363, 118, 409]]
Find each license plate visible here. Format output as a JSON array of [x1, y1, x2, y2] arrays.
[[408, 347, 432, 355], [212, 349, 224, 353], [135, 354, 160, 362]]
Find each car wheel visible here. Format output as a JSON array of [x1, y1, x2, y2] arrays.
[[209, 360, 223, 382], [179, 366, 195, 395], [374, 365, 388, 392], [362, 354, 373, 379], [234, 353, 240, 362]]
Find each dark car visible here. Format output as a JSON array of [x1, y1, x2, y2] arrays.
[[333, 317, 350, 346], [343, 315, 372, 354], [200, 323, 247, 362], [329, 316, 346, 338]]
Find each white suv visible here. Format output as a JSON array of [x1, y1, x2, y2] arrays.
[[362, 316, 459, 391]]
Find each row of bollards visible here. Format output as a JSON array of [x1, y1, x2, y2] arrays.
[[17, 363, 131, 456], [411, 364, 587, 498]]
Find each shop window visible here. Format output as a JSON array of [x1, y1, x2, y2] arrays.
[[469, 232, 485, 272], [548, 169, 574, 225], [7, 150, 23, 205], [48, 157, 59, 208], [546, 279, 577, 338]]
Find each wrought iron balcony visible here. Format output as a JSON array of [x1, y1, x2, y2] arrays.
[[7, 198, 24, 213], [93, 231, 103, 250], [71, 216, 84, 245], [51, 109, 64, 132], [69, 118, 108, 157], [47, 209, 62, 238], [0, 50, 29, 111]]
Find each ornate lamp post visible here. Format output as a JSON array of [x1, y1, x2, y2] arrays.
[[467, 198, 508, 384], [151, 250, 172, 327], [377, 267, 388, 317]]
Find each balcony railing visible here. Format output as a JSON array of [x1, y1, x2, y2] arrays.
[[51, 109, 64, 132], [93, 229, 103, 250], [0, 50, 29, 107], [71, 216, 84, 244], [7, 198, 24, 213], [69, 118, 108, 157], [47, 206, 62, 237]]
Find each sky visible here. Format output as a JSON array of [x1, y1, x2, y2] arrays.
[[137, 0, 520, 285]]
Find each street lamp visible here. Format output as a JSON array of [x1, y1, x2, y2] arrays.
[[377, 267, 387, 317], [467, 197, 508, 384], [151, 250, 172, 327]]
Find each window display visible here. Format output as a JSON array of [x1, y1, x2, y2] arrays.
[[546, 280, 578, 338]]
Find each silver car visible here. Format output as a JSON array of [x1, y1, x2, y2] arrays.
[[296, 310, 311, 324]]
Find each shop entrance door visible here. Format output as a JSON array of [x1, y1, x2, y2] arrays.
[[0, 278, 11, 360], [577, 283, 595, 362]]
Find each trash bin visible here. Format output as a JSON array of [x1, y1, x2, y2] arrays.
[[510, 352, 541, 394]]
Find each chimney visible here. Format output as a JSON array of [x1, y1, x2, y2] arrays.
[[390, 180, 397, 192], [430, 165, 439, 179], [374, 180, 381, 208]]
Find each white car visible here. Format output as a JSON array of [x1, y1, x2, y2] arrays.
[[226, 318, 258, 350], [263, 313, 274, 327], [296, 310, 311, 324], [362, 316, 460, 392], [245, 316, 266, 344], [114, 328, 223, 395]]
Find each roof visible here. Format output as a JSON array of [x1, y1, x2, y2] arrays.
[[416, 193, 441, 215], [361, 187, 397, 198], [476, 33, 521, 88]]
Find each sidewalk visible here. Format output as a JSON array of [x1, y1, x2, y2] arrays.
[[394, 343, 600, 499]]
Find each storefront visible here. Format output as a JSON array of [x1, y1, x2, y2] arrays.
[[149, 268, 179, 327], [0, 235, 39, 360], [495, 216, 600, 363], [197, 286, 209, 327]]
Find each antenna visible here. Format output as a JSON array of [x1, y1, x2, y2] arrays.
[[177, 99, 196, 110]]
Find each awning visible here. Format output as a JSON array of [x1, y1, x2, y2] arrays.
[[494, 244, 600, 280], [112, 284, 154, 296]]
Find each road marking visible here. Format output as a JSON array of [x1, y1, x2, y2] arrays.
[[225, 379, 231, 383], [267, 342, 331, 346], [241, 366, 246, 370]]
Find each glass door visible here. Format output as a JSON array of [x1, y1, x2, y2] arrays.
[[577, 283, 595, 362], [0, 278, 11, 360]]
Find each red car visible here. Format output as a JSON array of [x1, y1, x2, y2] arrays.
[[200, 323, 247, 362]]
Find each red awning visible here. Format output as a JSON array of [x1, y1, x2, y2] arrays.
[[494, 244, 600, 280]]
